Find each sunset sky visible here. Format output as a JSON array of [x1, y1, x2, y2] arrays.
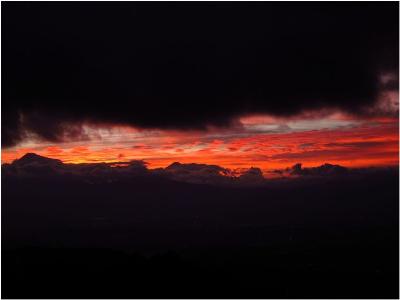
[[2, 3, 398, 173], [2, 110, 398, 173]]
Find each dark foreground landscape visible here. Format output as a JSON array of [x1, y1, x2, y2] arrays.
[[2, 154, 399, 298]]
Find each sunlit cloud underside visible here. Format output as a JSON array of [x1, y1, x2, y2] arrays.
[[2, 113, 398, 173]]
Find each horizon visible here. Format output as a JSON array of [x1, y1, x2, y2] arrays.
[[2, 112, 398, 171], [4, 150, 399, 173]]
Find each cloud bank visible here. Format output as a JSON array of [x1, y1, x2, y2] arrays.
[[2, 3, 398, 146], [4, 153, 397, 188]]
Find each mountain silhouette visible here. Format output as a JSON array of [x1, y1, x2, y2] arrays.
[[12, 152, 62, 167]]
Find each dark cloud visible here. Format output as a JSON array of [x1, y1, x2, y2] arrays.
[[8, 152, 396, 188], [2, 2, 398, 146], [4, 153, 236, 185], [289, 163, 349, 177], [3, 152, 149, 181], [160, 162, 233, 185], [238, 167, 265, 185]]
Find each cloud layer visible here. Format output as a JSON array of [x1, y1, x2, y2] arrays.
[[3, 116, 398, 171], [2, 3, 398, 146], [4, 152, 397, 189]]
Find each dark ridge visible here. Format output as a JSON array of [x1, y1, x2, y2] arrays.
[[12, 152, 63, 166]]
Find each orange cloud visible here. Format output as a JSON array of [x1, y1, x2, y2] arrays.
[[2, 115, 398, 173]]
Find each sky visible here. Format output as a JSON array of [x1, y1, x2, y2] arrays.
[[2, 110, 398, 173], [2, 3, 399, 173]]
